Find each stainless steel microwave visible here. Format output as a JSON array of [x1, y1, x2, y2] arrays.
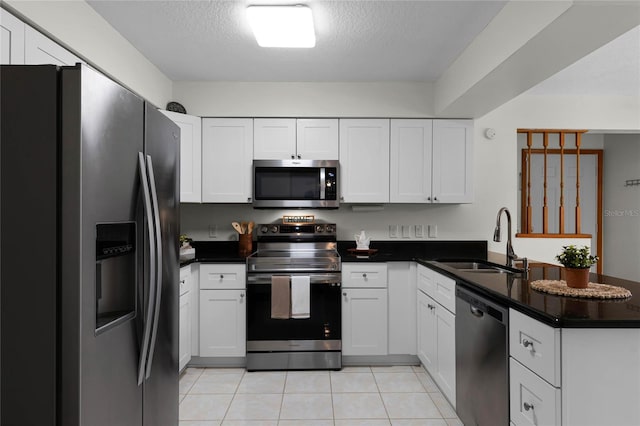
[[252, 159, 339, 209]]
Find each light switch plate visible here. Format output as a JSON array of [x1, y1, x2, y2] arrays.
[[402, 225, 412, 238], [209, 225, 217, 238], [389, 225, 399, 238], [428, 224, 437, 238], [415, 225, 424, 238]]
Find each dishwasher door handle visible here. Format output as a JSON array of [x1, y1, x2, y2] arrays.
[[470, 305, 484, 317]]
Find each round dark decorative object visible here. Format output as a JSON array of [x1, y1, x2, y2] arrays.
[[166, 101, 187, 114]]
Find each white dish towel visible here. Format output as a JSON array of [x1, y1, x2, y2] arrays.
[[291, 276, 310, 319]]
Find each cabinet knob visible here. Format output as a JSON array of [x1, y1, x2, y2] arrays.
[[427, 196, 431, 201], [247, 197, 252, 202], [291, 155, 295, 159], [433, 197, 438, 202], [340, 196, 344, 201], [362, 273, 367, 278], [297, 154, 301, 159], [240, 293, 245, 298], [522, 339, 533, 349], [523, 402, 534, 411], [220, 274, 224, 279], [180, 280, 185, 284], [342, 292, 347, 296]]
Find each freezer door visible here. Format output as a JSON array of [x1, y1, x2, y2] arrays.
[[60, 64, 144, 426], [142, 103, 180, 426]]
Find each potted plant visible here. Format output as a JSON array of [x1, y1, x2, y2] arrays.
[[555, 245, 598, 288]]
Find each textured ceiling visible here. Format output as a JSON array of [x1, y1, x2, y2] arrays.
[[87, 0, 507, 82]]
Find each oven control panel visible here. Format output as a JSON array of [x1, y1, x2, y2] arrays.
[[257, 223, 337, 238]]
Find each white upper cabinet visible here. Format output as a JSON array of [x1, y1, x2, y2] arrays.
[[390, 119, 433, 203], [254, 118, 338, 160], [253, 118, 296, 160], [202, 118, 254, 203], [24, 25, 81, 66], [296, 119, 339, 160], [339, 119, 390, 203], [160, 110, 202, 203], [1, 8, 25, 64], [432, 119, 473, 203]]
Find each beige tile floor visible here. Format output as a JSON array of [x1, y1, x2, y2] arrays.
[[179, 365, 463, 426]]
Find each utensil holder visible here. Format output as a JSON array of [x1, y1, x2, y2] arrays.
[[239, 233, 253, 257]]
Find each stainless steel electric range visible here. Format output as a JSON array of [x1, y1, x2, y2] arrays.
[[246, 217, 341, 371]]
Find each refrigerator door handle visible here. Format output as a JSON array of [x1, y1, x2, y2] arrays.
[[137, 152, 157, 386], [144, 154, 164, 379]]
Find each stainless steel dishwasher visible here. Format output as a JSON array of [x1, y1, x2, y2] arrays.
[[455, 285, 509, 426]]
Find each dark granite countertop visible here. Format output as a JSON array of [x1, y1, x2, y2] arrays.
[[337, 240, 487, 262], [421, 260, 640, 329], [180, 241, 248, 267]]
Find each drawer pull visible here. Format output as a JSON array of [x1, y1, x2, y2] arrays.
[[524, 402, 534, 411], [522, 339, 534, 349], [220, 274, 224, 279], [427, 304, 435, 310], [240, 293, 245, 298], [362, 273, 367, 278], [180, 280, 185, 284]]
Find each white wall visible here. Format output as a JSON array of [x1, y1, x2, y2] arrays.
[[603, 134, 640, 281], [172, 81, 434, 118], [5, 0, 172, 108]]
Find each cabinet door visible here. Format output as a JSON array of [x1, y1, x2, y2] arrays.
[[339, 119, 390, 203], [390, 119, 433, 203], [435, 304, 456, 407], [160, 110, 202, 203], [253, 118, 296, 160], [200, 289, 246, 357], [417, 291, 436, 372], [432, 120, 473, 203], [202, 118, 253, 203], [296, 119, 339, 160], [1, 9, 25, 64], [179, 292, 192, 371], [190, 265, 200, 356], [342, 288, 388, 356], [388, 262, 417, 355], [24, 26, 81, 65]]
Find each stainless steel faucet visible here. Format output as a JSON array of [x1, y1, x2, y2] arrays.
[[493, 207, 528, 273]]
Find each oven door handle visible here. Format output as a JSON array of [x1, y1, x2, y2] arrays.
[[247, 273, 341, 285]]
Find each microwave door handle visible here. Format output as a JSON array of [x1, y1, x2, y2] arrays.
[[137, 153, 157, 386], [144, 154, 164, 379], [320, 167, 326, 200]]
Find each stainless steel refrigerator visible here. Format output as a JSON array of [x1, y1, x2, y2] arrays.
[[1, 64, 180, 426]]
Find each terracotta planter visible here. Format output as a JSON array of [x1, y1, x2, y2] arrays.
[[564, 267, 590, 289]]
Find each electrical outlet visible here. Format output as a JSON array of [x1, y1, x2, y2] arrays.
[[209, 225, 217, 238], [402, 225, 412, 238], [415, 225, 424, 238], [389, 225, 399, 238], [428, 224, 437, 238]]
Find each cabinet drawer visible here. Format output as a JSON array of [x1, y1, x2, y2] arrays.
[[509, 309, 561, 386], [199, 264, 246, 289], [342, 263, 388, 288], [417, 264, 436, 297], [510, 358, 561, 426], [418, 265, 455, 314]]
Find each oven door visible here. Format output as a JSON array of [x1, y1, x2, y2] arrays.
[[246, 272, 341, 350]]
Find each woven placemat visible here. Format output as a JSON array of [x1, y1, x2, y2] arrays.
[[531, 280, 632, 299]]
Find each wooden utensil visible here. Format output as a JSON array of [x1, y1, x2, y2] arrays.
[[232, 222, 243, 234], [241, 221, 248, 234], [247, 221, 255, 234]]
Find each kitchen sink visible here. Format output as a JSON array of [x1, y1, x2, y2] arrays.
[[438, 261, 523, 275]]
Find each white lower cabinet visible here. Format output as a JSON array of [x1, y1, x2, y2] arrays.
[[387, 262, 417, 355], [342, 288, 388, 356], [199, 263, 246, 357], [341, 262, 388, 356], [179, 265, 193, 371], [509, 309, 640, 426], [510, 358, 561, 426], [417, 264, 456, 407]]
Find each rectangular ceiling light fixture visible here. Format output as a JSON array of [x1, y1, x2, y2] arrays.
[[247, 5, 316, 48]]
